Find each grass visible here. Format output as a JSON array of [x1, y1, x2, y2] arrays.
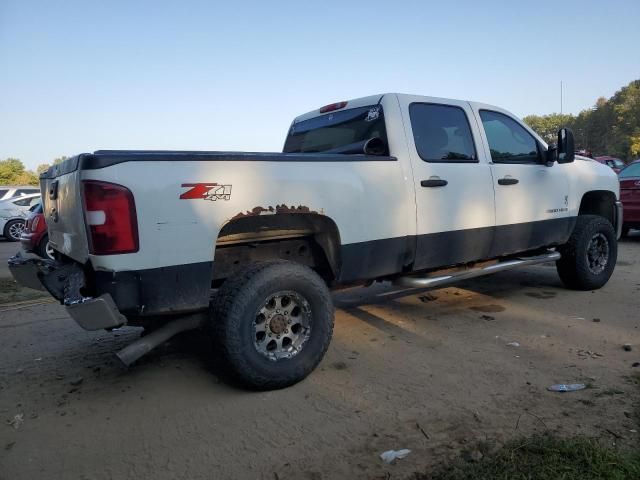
[[421, 371, 640, 479], [423, 434, 640, 480]]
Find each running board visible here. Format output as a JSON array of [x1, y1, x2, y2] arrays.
[[393, 251, 561, 290]]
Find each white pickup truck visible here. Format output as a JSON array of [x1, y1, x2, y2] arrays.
[[10, 93, 622, 389]]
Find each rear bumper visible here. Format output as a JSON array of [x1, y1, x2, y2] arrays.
[[8, 252, 127, 331]]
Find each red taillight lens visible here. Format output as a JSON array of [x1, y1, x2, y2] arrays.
[[82, 180, 138, 255], [30, 216, 39, 231], [319, 101, 347, 113]]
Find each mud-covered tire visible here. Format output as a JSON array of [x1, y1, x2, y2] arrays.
[[210, 261, 334, 390], [3, 219, 25, 242], [556, 215, 617, 290]]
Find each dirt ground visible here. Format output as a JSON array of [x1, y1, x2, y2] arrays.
[[1, 236, 639, 480]]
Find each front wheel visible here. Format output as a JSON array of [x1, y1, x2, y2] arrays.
[[556, 215, 617, 290], [3, 219, 25, 242], [210, 261, 334, 390]]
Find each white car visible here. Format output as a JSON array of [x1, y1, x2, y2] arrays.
[[1, 193, 41, 241], [0, 186, 40, 201]]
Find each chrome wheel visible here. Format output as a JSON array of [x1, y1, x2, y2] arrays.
[[253, 290, 312, 361], [44, 241, 55, 260], [8, 221, 25, 241], [586, 232, 609, 275]]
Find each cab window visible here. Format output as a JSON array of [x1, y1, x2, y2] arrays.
[[409, 103, 477, 162], [480, 110, 539, 164]]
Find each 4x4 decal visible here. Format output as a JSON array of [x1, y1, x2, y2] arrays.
[[180, 183, 232, 201]]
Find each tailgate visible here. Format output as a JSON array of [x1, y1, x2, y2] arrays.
[[40, 158, 89, 263]]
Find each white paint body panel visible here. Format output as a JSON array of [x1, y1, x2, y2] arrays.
[[395, 94, 496, 237], [82, 155, 414, 272]]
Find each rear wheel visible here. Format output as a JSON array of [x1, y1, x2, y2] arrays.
[[556, 215, 617, 290], [210, 261, 334, 390], [3, 219, 25, 242], [37, 234, 55, 260]]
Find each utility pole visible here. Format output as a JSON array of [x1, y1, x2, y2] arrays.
[[560, 81, 563, 116]]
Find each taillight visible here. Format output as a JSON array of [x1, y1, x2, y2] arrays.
[[82, 180, 139, 255], [31, 216, 39, 231], [319, 101, 347, 113]]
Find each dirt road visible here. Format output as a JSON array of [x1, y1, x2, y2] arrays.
[[1, 236, 639, 479]]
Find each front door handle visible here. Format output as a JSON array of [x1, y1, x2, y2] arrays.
[[498, 177, 519, 185], [421, 178, 448, 188]]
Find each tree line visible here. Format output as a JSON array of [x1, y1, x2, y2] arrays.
[[524, 79, 640, 161], [0, 157, 67, 185]]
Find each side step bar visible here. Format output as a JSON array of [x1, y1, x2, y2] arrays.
[[393, 251, 561, 289]]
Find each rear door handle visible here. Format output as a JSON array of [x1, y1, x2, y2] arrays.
[[498, 177, 519, 185], [421, 178, 448, 188]]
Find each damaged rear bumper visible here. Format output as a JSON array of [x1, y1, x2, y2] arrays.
[[8, 252, 127, 331]]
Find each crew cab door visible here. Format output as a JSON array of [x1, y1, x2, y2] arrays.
[[471, 106, 572, 257], [398, 96, 496, 270]]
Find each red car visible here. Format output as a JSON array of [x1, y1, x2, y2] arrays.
[[20, 203, 54, 259], [595, 155, 626, 173], [619, 159, 640, 236]]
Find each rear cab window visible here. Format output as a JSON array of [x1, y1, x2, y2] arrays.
[[409, 103, 477, 162], [283, 105, 388, 154], [479, 110, 540, 164]]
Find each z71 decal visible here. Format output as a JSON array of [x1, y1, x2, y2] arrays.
[[180, 183, 232, 201]]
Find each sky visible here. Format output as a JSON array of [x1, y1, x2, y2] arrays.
[[1, 0, 639, 170]]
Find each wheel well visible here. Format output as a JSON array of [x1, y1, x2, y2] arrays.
[[213, 213, 341, 284], [578, 191, 616, 225]]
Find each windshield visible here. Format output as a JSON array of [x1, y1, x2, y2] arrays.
[[283, 105, 388, 154], [620, 163, 640, 178]]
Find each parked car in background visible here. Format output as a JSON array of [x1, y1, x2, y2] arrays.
[[0, 186, 40, 201], [619, 159, 640, 236], [20, 203, 54, 259], [595, 156, 626, 173], [0, 193, 42, 241]]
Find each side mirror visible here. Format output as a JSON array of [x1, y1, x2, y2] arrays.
[[557, 128, 575, 164]]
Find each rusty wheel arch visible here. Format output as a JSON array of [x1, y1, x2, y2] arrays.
[[214, 210, 342, 281]]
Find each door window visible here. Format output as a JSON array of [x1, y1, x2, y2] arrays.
[[480, 110, 539, 164], [409, 103, 477, 162]]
